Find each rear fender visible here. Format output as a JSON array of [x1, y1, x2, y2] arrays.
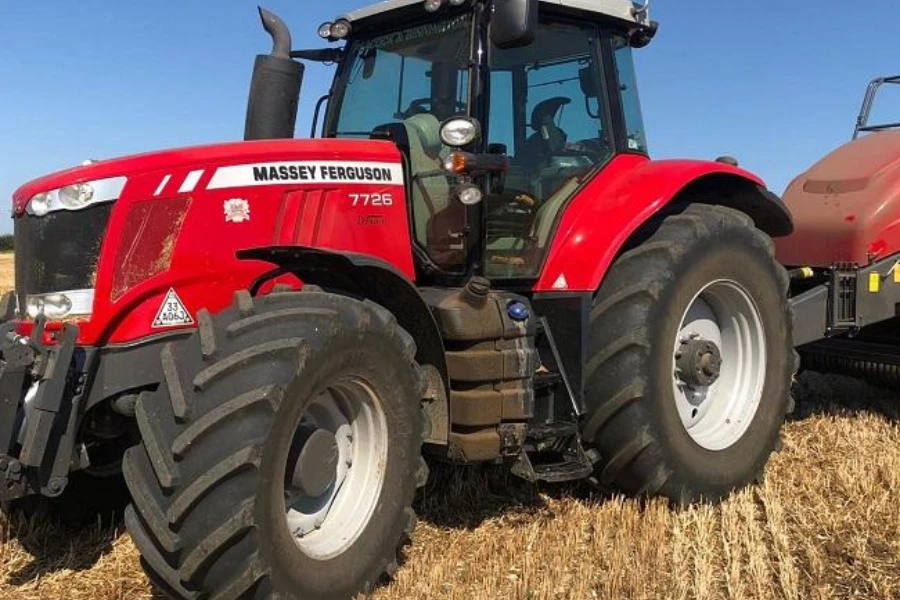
[[536, 156, 793, 293], [238, 246, 449, 440]]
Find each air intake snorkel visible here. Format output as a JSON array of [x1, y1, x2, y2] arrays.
[[244, 7, 304, 140]]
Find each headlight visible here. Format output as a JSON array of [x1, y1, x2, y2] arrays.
[[424, 0, 444, 13], [330, 19, 352, 39], [25, 289, 94, 319], [455, 183, 484, 206], [26, 176, 126, 216], [26, 293, 73, 319], [58, 182, 95, 209], [28, 193, 51, 216], [440, 117, 480, 147], [318, 22, 334, 39]]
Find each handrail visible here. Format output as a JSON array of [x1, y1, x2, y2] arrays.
[[853, 75, 900, 139]]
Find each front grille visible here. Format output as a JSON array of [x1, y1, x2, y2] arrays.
[[14, 203, 113, 316]]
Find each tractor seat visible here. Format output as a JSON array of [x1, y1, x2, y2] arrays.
[[403, 113, 466, 270], [404, 114, 448, 247]]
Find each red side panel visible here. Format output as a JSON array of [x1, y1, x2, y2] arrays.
[[535, 155, 765, 293]]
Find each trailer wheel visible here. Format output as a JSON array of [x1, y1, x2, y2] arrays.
[[582, 204, 792, 503], [123, 290, 425, 599]]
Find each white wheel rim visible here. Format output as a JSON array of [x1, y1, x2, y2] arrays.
[[283, 378, 388, 560], [671, 279, 766, 451]]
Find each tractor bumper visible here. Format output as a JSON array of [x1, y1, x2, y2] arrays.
[[0, 295, 86, 502]]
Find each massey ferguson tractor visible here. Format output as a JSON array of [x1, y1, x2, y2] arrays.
[[4, 0, 799, 598]]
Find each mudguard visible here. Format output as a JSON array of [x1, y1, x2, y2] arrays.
[[535, 155, 793, 293], [238, 245, 447, 390]]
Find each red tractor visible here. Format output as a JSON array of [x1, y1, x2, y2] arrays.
[[5, 1, 797, 598]]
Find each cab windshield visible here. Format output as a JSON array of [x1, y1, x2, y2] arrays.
[[328, 15, 638, 281], [329, 16, 473, 272]]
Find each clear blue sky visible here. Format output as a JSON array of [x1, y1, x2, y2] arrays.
[[2, 1, 898, 234]]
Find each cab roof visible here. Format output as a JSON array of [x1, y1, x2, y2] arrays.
[[342, 0, 648, 27]]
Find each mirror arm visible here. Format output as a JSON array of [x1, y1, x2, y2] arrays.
[[290, 48, 344, 63]]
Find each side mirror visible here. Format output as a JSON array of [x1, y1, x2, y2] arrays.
[[579, 67, 598, 99], [361, 48, 377, 80], [490, 0, 537, 50]]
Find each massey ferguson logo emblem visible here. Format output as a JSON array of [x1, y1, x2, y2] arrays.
[[206, 161, 404, 190], [224, 198, 250, 223], [251, 164, 395, 183]]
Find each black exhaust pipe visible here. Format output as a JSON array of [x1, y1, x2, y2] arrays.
[[244, 7, 304, 140]]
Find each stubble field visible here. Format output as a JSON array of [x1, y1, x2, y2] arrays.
[[0, 252, 897, 600]]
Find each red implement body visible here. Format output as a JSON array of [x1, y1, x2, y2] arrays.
[[777, 130, 900, 267]]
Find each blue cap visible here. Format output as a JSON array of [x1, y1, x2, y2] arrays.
[[507, 302, 530, 322]]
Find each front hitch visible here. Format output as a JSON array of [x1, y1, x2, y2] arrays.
[[0, 293, 82, 501]]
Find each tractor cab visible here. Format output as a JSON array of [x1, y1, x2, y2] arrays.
[[288, 0, 657, 280]]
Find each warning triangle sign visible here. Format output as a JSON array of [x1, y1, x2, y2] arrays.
[[552, 274, 569, 290], [152, 288, 195, 328]]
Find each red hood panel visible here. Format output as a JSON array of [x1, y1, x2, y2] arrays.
[[776, 131, 900, 266], [12, 138, 402, 213]]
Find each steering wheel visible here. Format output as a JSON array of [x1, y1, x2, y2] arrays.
[[400, 97, 467, 119]]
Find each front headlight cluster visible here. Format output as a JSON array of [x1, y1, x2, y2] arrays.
[[26, 176, 127, 217], [25, 289, 94, 319]]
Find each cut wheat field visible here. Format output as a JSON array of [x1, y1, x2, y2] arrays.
[[0, 253, 898, 600]]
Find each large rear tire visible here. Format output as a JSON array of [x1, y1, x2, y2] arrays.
[[582, 204, 793, 503], [123, 290, 425, 599]]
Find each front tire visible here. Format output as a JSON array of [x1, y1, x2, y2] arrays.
[[582, 204, 793, 503], [123, 290, 424, 599]]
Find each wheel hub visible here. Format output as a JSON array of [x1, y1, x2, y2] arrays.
[[676, 338, 723, 387], [670, 279, 767, 451], [284, 379, 388, 559], [289, 429, 339, 498]]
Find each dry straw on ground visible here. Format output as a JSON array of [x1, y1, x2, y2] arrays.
[[0, 255, 898, 599]]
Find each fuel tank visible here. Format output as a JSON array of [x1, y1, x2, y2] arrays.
[[776, 131, 900, 267]]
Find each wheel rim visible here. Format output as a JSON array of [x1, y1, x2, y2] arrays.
[[671, 279, 766, 451], [282, 377, 388, 560]]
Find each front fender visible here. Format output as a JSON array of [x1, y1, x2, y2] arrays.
[[238, 245, 448, 392], [535, 155, 792, 293]]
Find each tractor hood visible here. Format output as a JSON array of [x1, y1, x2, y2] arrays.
[[12, 138, 403, 215], [776, 130, 900, 266], [11, 136, 411, 346]]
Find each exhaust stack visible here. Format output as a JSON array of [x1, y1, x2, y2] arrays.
[[244, 7, 304, 140]]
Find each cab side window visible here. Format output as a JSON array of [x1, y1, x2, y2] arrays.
[[613, 35, 648, 154]]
